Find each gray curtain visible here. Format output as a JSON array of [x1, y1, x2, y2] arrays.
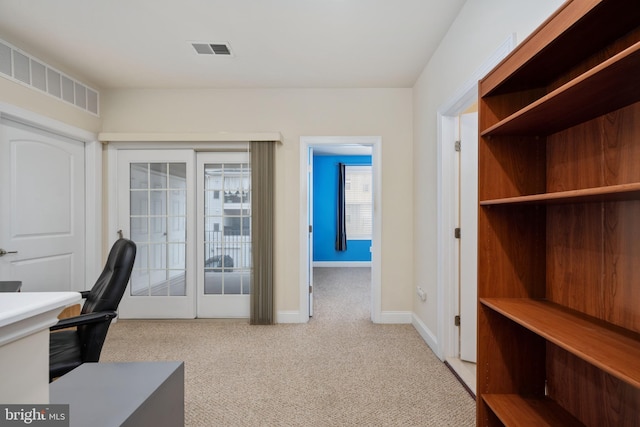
[[250, 141, 275, 325]]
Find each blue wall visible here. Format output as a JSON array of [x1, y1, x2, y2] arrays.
[[313, 154, 372, 262]]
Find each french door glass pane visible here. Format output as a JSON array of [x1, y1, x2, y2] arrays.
[[203, 162, 251, 295], [130, 162, 187, 296]]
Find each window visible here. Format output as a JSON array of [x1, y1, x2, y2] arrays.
[[345, 165, 372, 240]]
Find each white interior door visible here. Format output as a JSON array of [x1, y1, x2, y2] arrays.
[[197, 152, 251, 318], [0, 117, 85, 291], [307, 147, 314, 316], [459, 112, 478, 363], [117, 150, 196, 318]]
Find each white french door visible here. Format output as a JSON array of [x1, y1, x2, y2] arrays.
[[196, 152, 251, 318], [117, 150, 196, 318], [116, 148, 251, 319]]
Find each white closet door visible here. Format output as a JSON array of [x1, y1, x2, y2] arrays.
[[0, 117, 85, 292]]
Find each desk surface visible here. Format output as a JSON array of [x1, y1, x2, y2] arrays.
[[0, 292, 81, 346], [0, 292, 80, 326]]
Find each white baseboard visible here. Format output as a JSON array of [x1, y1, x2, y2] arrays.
[[412, 313, 442, 360], [377, 311, 412, 324], [276, 311, 305, 324], [313, 261, 372, 268]]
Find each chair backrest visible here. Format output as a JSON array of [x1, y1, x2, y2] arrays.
[[79, 238, 136, 361], [82, 238, 137, 315]]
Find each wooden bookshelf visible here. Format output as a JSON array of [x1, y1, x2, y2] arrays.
[[481, 298, 640, 388], [477, 1, 640, 425], [479, 183, 640, 206], [482, 41, 640, 137], [483, 394, 584, 427]]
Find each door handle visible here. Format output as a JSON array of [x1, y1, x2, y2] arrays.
[[0, 249, 18, 256]]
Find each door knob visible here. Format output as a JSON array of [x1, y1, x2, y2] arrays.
[[0, 249, 18, 256]]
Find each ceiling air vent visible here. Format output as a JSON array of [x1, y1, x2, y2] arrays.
[[191, 42, 233, 56]]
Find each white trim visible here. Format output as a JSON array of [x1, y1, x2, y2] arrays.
[[276, 311, 301, 324], [313, 261, 371, 268], [300, 136, 382, 324], [0, 101, 101, 291], [0, 102, 97, 142], [84, 140, 102, 285], [434, 34, 516, 361], [412, 313, 439, 352], [378, 311, 412, 324], [99, 132, 282, 142]]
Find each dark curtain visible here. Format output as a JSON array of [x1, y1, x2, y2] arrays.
[[250, 141, 275, 325], [335, 162, 347, 252]]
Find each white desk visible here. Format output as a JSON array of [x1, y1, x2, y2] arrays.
[[0, 292, 81, 403]]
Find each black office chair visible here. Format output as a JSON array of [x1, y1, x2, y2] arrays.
[[49, 238, 136, 381]]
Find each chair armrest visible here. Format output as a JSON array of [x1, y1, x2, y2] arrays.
[[50, 311, 117, 331], [79, 290, 91, 299]]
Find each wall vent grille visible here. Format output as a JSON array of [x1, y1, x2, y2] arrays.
[[0, 39, 99, 116]]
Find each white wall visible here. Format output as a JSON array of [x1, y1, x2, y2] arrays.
[[101, 88, 414, 320], [412, 0, 564, 351]]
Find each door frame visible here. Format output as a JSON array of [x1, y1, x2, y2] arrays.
[[0, 101, 102, 289], [435, 35, 516, 361], [299, 136, 382, 323]]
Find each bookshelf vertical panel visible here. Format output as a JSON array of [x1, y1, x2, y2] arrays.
[[478, 136, 546, 201], [478, 206, 546, 299], [546, 120, 602, 192], [602, 201, 640, 333], [546, 203, 604, 317], [602, 102, 640, 186], [547, 343, 640, 426], [547, 101, 640, 192]]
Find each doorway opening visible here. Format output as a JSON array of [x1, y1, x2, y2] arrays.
[[300, 136, 382, 323]]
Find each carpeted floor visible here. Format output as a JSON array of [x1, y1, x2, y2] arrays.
[[102, 267, 476, 426]]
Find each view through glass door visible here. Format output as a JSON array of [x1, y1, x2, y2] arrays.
[[117, 149, 251, 319], [196, 152, 251, 318]]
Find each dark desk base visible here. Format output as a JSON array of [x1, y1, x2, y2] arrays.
[[0, 281, 21, 292], [50, 362, 184, 427]]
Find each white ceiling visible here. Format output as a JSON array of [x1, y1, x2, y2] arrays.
[[0, 0, 466, 90]]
